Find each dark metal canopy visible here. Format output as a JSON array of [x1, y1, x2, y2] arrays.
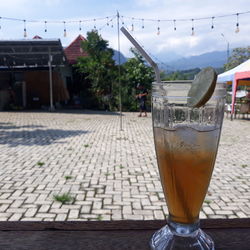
[[0, 39, 67, 68]]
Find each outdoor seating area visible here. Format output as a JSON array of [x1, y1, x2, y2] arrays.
[[0, 2, 250, 248]]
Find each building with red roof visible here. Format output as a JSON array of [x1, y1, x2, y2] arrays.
[[64, 35, 88, 65]]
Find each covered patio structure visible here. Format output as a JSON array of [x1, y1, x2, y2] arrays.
[[0, 38, 69, 110], [217, 59, 250, 119]]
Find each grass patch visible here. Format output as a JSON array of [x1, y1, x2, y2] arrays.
[[64, 175, 73, 180], [119, 165, 125, 169], [241, 164, 247, 168], [105, 173, 110, 176], [84, 144, 89, 148], [53, 193, 74, 204], [97, 215, 103, 221], [36, 161, 45, 167], [116, 137, 128, 141], [204, 199, 212, 205]]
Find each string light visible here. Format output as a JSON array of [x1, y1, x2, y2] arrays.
[[23, 20, 27, 38], [157, 20, 160, 35], [63, 21, 67, 37], [0, 11, 249, 39], [173, 19, 176, 31], [211, 17, 214, 29], [191, 19, 195, 36], [235, 13, 240, 33], [141, 19, 144, 29], [44, 21, 47, 32]]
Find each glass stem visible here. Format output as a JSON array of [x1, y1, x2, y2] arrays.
[[168, 218, 200, 236]]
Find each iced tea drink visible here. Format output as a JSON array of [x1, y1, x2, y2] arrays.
[[154, 126, 220, 224]]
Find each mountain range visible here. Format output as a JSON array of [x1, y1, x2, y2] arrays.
[[163, 50, 228, 71], [113, 49, 229, 71]]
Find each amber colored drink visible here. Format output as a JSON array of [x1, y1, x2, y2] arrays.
[[154, 126, 220, 224]]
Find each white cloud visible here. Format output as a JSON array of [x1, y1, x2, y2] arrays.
[[135, 0, 161, 7]]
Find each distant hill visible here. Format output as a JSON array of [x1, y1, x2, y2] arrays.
[[113, 50, 127, 65], [163, 50, 228, 71]]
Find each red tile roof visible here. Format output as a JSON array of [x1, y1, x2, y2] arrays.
[[33, 35, 42, 39], [64, 34, 88, 65]]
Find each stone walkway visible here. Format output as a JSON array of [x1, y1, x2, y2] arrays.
[[0, 110, 249, 221]]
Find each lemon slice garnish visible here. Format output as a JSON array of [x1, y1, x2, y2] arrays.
[[187, 67, 217, 108]]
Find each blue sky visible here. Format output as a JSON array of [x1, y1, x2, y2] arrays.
[[0, 0, 250, 62]]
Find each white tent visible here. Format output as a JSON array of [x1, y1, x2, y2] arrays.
[[217, 59, 250, 118]]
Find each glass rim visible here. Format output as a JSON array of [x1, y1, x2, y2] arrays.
[[152, 81, 227, 99]]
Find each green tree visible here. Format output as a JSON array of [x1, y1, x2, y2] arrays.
[[75, 30, 117, 109], [120, 48, 154, 111], [224, 46, 250, 70]]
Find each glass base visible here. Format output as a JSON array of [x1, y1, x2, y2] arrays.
[[150, 221, 214, 250]]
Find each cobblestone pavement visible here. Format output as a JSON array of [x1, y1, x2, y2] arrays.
[[0, 111, 249, 221]]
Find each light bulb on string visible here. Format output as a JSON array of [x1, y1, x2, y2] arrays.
[[235, 13, 240, 33], [121, 16, 124, 25], [157, 20, 160, 35], [211, 17, 214, 29], [106, 17, 109, 26], [23, 20, 27, 38], [191, 19, 195, 36], [111, 18, 114, 28], [93, 19, 97, 30], [79, 21, 82, 31], [0, 17, 2, 30], [131, 17, 134, 32], [173, 19, 176, 31], [44, 21, 47, 32], [63, 21, 67, 37], [141, 19, 144, 29]]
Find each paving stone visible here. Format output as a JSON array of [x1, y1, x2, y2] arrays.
[[55, 214, 68, 221], [68, 209, 79, 219]]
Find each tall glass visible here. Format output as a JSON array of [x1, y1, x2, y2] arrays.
[[150, 81, 226, 250]]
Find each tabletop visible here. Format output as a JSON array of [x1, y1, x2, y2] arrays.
[[0, 218, 249, 250]]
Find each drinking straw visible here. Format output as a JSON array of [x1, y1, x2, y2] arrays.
[[121, 26, 195, 223], [120, 27, 161, 83]]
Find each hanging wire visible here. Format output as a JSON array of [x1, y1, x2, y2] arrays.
[[235, 13, 240, 33], [99, 16, 115, 31], [79, 20, 82, 31], [157, 20, 160, 35], [93, 18, 96, 30], [0, 11, 248, 25], [173, 19, 176, 31], [121, 10, 250, 22], [63, 21, 67, 37], [23, 20, 27, 37], [44, 21, 47, 32], [141, 18, 144, 29], [211, 16, 214, 29], [111, 18, 114, 28], [191, 19, 195, 36], [106, 17, 109, 26]]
